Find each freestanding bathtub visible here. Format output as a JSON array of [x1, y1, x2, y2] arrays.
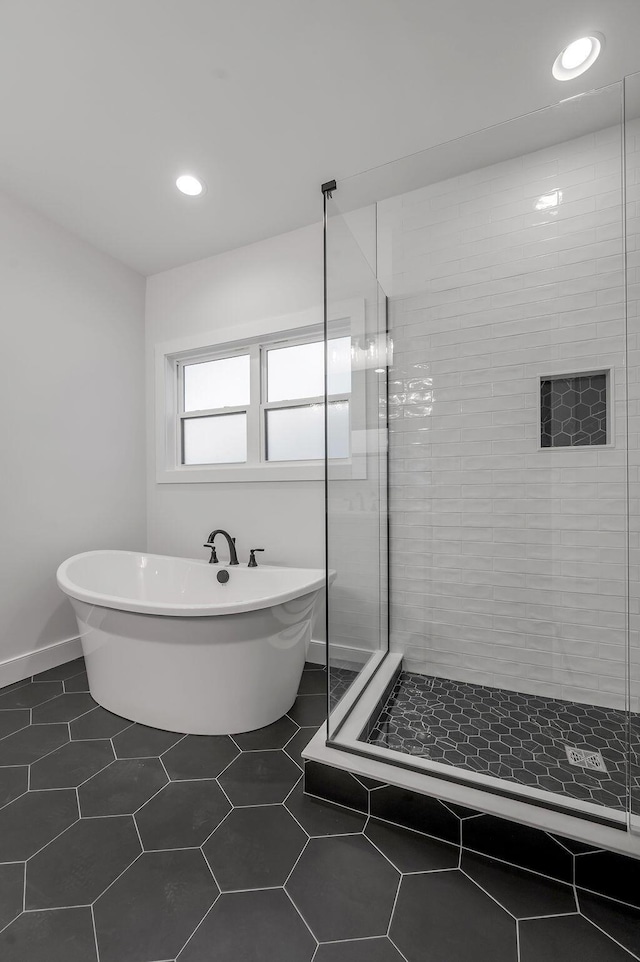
[[56, 550, 326, 735]]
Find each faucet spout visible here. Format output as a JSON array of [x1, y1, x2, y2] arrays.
[[205, 529, 239, 566]]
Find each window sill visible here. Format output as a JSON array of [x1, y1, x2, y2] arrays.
[[156, 461, 364, 484]]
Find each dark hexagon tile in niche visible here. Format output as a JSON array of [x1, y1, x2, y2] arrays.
[[287, 693, 327, 726], [284, 727, 315, 768], [94, 850, 218, 962], [0, 863, 24, 931], [70, 705, 134, 740], [162, 734, 239, 780], [203, 804, 306, 891], [218, 750, 300, 805], [32, 692, 97, 724], [285, 781, 366, 837], [365, 817, 459, 874], [0, 723, 69, 765], [136, 779, 230, 850], [287, 835, 400, 941], [0, 679, 62, 710], [390, 871, 517, 962], [33, 657, 86, 682], [232, 714, 298, 751], [370, 784, 460, 844], [314, 938, 406, 962], [78, 758, 167, 816], [0, 907, 97, 962], [0, 789, 78, 861], [519, 914, 631, 962], [0, 708, 30, 740], [26, 815, 141, 909], [178, 889, 315, 962], [0, 766, 28, 807], [461, 852, 576, 919], [578, 892, 640, 958], [112, 723, 183, 758], [30, 738, 115, 789]]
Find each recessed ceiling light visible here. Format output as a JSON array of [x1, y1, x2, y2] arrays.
[[552, 35, 603, 81], [176, 174, 205, 196]]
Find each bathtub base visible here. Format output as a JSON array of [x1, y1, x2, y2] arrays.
[[70, 595, 316, 735]]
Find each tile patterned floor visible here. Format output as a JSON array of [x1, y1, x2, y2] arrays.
[[366, 671, 637, 810], [0, 657, 639, 961]]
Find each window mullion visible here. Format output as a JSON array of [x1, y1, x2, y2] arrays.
[[247, 344, 261, 465]]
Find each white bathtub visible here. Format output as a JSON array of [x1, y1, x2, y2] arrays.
[[56, 550, 326, 735]]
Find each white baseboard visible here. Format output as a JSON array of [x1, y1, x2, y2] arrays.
[[0, 636, 83, 689], [307, 638, 372, 667]]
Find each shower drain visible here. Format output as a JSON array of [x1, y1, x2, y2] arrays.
[[565, 745, 608, 774]]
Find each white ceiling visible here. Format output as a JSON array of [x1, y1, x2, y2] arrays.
[[2, 0, 640, 276]]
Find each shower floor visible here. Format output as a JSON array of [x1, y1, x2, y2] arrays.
[[365, 671, 637, 811]]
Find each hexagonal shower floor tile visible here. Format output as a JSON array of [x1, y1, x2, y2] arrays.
[[365, 671, 636, 810]]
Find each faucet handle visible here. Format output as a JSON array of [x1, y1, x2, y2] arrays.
[[248, 548, 265, 568], [203, 543, 219, 564]]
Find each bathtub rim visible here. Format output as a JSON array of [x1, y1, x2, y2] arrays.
[[57, 549, 328, 618]]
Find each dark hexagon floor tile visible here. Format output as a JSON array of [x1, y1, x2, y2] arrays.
[[32, 692, 97, 724], [366, 817, 459, 873], [287, 835, 400, 941], [463, 814, 573, 882], [30, 739, 115, 789], [218, 750, 300, 805], [33, 658, 86, 682], [285, 781, 366, 837], [232, 714, 298, 751], [64, 671, 90, 692], [370, 785, 460, 844], [297, 670, 327, 695], [178, 889, 315, 962], [136, 779, 230, 850], [26, 815, 141, 909], [70, 706, 134, 740], [112, 723, 183, 759], [578, 892, 640, 958], [0, 789, 78, 861], [79, 758, 167, 816], [0, 863, 24, 931], [0, 680, 62, 710], [161, 734, 239, 780], [287, 694, 327, 726], [0, 766, 28, 807], [284, 727, 316, 769], [0, 906, 97, 962], [314, 938, 406, 962], [390, 871, 517, 962], [94, 850, 218, 962], [575, 850, 640, 907], [203, 804, 306, 891], [462, 852, 576, 918], [304, 761, 369, 813], [519, 914, 632, 962], [0, 709, 30, 740], [0, 723, 69, 765]]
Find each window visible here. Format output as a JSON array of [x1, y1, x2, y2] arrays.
[[155, 302, 366, 482]]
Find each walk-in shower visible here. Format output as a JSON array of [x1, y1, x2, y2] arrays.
[[321, 74, 640, 843]]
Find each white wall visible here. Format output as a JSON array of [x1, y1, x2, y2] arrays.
[[145, 224, 325, 580], [381, 124, 629, 709], [0, 190, 146, 680]]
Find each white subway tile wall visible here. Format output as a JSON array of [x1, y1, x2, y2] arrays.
[[381, 123, 633, 710]]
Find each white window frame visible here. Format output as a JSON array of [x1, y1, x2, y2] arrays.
[[155, 299, 366, 483]]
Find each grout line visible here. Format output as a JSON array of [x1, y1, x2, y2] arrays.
[[459, 867, 520, 921], [580, 914, 640, 961], [385, 873, 403, 938], [173, 895, 220, 959], [283, 885, 319, 947], [90, 903, 102, 962]]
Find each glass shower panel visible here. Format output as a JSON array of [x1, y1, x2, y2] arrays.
[[325, 81, 631, 821], [626, 70, 640, 832], [325, 195, 389, 734]]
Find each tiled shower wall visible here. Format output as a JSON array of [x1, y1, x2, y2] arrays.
[[381, 124, 631, 709]]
